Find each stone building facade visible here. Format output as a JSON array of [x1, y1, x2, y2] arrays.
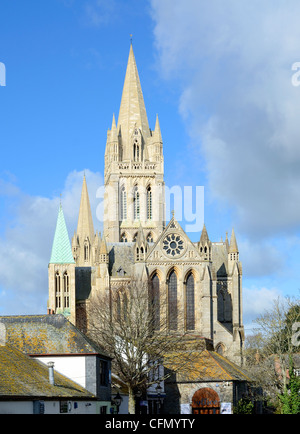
[[48, 44, 245, 367]]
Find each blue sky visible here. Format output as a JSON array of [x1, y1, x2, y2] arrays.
[[0, 0, 299, 333]]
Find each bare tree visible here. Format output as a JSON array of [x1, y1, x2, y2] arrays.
[[245, 296, 300, 410], [87, 277, 204, 414]]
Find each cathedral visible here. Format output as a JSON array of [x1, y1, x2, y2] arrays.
[[48, 44, 245, 367]]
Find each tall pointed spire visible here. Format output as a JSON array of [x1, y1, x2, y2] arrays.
[[76, 174, 95, 242], [229, 228, 239, 253], [153, 114, 162, 143], [110, 113, 118, 142], [50, 204, 75, 264], [117, 44, 150, 157]]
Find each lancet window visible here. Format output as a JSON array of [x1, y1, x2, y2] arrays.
[[168, 270, 178, 330]]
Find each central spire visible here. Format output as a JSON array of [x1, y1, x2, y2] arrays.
[[117, 44, 150, 158]]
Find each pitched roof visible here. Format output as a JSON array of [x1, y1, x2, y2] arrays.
[[49, 204, 75, 264], [0, 315, 110, 359], [0, 344, 95, 399], [164, 349, 251, 383]]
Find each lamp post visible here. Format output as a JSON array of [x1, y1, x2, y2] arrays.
[[113, 392, 122, 414], [156, 384, 163, 414]]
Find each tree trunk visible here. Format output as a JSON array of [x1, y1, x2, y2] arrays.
[[128, 386, 136, 414]]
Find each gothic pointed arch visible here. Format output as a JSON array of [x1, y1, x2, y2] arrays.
[[147, 232, 154, 243], [147, 184, 152, 221], [121, 232, 129, 243], [55, 271, 61, 310], [150, 272, 160, 331], [167, 269, 178, 331], [217, 281, 232, 323], [185, 271, 195, 331], [133, 185, 140, 220], [120, 184, 127, 221], [63, 271, 70, 309]]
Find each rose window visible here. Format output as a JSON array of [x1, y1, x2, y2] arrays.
[[163, 234, 184, 257]]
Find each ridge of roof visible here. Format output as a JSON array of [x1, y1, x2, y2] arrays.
[[0, 344, 95, 399], [0, 314, 111, 359]]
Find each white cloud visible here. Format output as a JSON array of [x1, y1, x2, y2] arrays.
[[83, 0, 116, 27], [243, 286, 282, 327], [151, 0, 300, 239], [0, 170, 103, 315], [239, 238, 283, 278]]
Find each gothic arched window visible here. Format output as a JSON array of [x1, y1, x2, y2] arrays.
[[168, 270, 178, 330], [55, 272, 61, 309], [147, 186, 152, 220], [134, 186, 140, 220], [147, 232, 154, 243], [63, 271, 70, 309], [84, 242, 89, 262], [185, 273, 195, 331], [150, 274, 160, 330], [134, 140, 140, 162], [217, 282, 232, 323], [121, 233, 128, 243], [121, 186, 127, 221]]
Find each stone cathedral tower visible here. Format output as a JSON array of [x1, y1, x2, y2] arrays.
[[103, 44, 165, 244], [48, 44, 245, 366]]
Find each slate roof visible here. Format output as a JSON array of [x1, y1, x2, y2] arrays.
[[0, 314, 110, 359], [164, 349, 251, 383], [108, 242, 135, 277], [0, 344, 95, 399]]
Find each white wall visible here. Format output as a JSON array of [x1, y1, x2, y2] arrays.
[[35, 356, 86, 389], [0, 402, 33, 414], [0, 400, 97, 414]]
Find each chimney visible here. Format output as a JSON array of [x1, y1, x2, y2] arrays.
[[0, 323, 6, 346], [47, 361, 55, 385]]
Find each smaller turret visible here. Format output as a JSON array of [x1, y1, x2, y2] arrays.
[[135, 223, 148, 262], [199, 224, 211, 261]]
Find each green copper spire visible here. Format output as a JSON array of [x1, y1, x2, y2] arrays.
[[50, 204, 75, 264]]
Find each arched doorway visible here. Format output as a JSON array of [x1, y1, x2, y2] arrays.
[[191, 388, 220, 414]]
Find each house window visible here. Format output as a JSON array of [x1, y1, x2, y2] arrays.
[[99, 360, 108, 386], [168, 271, 178, 330], [186, 273, 195, 331], [60, 401, 69, 413]]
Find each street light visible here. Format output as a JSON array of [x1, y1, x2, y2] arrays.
[[113, 392, 122, 414], [155, 384, 163, 414]]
